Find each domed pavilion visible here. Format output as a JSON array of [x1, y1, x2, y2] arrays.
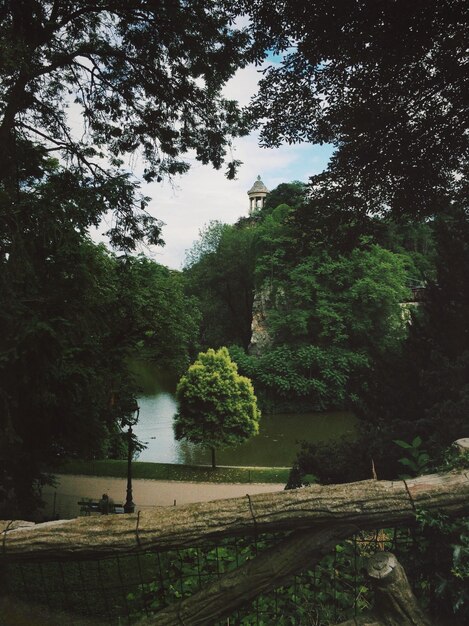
[[247, 175, 269, 215]]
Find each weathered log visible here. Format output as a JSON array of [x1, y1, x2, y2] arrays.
[[454, 437, 469, 453], [136, 524, 357, 626], [335, 552, 431, 626], [368, 552, 430, 626], [1, 471, 468, 561]]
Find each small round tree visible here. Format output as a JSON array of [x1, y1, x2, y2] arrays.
[[174, 347, 261, 468]]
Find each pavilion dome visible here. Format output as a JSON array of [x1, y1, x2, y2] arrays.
[[248, 175, 269, 195]]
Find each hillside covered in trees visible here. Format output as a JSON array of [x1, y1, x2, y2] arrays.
[[184, 182, 434, 413]]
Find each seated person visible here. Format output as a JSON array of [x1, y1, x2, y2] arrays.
[[98, 493, 115, 514]]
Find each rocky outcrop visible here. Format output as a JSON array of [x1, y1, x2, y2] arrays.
[[248, 286, 273, 355]]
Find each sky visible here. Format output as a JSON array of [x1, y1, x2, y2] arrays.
[[97, 63, 333, 270]]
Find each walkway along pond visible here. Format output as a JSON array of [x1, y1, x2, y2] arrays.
[[131, 361, 358, 468]]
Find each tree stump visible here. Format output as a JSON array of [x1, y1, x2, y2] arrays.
[[368, 552, 430, 626], [454, 438, 469, 453], [336, 552, 430, 626]]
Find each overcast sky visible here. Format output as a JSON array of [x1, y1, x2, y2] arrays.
[[96, 63, 333, 270]]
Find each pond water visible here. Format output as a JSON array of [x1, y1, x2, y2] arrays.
[[131, 361, 358, 468]]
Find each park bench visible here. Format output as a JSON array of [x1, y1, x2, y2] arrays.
[[77, 499, 125, 515]]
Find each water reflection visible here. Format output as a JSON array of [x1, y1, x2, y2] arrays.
[[131, 361, 358, 467]]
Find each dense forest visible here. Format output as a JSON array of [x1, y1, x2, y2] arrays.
[[1, 0, 467, 520]]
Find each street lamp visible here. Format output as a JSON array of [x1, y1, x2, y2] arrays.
[[123, 401, 140, 514]]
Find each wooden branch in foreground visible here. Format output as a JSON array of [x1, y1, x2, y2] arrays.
[[1, 471, 468, 561], [137, 524, 357, 626], [336, 552, 431, 626]]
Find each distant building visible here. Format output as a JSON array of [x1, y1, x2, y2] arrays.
[[247, 175, 269, 215]]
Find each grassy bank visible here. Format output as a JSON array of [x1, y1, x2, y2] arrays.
[[60, 460, 290, 484]]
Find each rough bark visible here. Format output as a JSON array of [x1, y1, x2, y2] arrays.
[[368, 552, 431, 626], [336, 552, 431, 626], [1, 471, 468, 561], [137, 524, 356, 626]]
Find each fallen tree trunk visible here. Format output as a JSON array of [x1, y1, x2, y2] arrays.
[[1, 471, 468, 561], [336, 552, 431, 626], [137, 524, 356, 626]]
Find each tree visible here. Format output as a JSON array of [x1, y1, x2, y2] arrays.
[[247, 0, 467, 220], [266, 244, 410, 354], [0, 1, 258, 514], [0, 1, 258, 247], [263, 181, 307, 214], [359, 205, 469, 461], [0, 198, 134, 514], [174, 348, 260, 468], [0, 153, 199, 516], [184, 222, 258, 350], [113, 255, 200, 375], [232, 242, 410, 412]]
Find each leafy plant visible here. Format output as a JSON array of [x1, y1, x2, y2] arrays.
[[394, 436, 431, 477]]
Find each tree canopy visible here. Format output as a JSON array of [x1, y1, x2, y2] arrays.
[[174, 348, 260, 468], [184, 221, 258, 349], [0, 0, 259, 247], [247, 0, 468, 219]]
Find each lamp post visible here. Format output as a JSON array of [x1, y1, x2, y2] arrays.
[[123, 401, 140, 514]]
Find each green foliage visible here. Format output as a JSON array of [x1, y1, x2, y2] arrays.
[[230, 240, 411, 412], [0, 1, 257, 192], [375, 219, 437, 285], [184, 221, 229, 269], [116, 255, 200, 375], [263, 181, 307, 214], [394, 437, 431, 478], [249, 0, 467, 220], [231, 344, 368, 412], [0, 224, 131, 514], [359, 208, 469, 465], [254, 201, 298, 284], [412, 446, 469, 623], [0, 155, 198, 516], [184, 222, 257, 349], [174, 348, 261, 467], [439, 445, 469, 474], [264, 244, 410, 352], [290, 436, 375, 486], [125, 535, 372, 625]]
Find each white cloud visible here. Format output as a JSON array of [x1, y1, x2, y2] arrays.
[[141, 133, 332, 270]]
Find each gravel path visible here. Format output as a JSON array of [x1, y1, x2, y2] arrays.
[[42, 474, 286, 519]]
